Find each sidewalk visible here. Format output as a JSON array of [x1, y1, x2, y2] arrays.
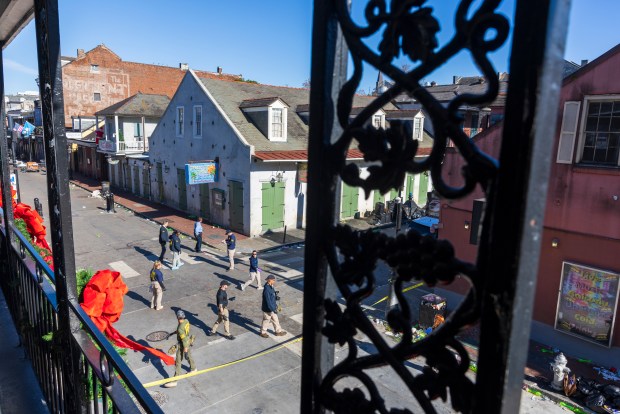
[[0, 288, 49, 414], [69, 174, 275, 254]]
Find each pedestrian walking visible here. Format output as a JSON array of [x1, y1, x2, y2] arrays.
[[158, 220, 169, 262], [174, 310, 196, 377], [240, 250, 262, 291], [222, 229, 236, 271], [208, 280, 235, 340], [170, 229, 184, 270], [149, 260, 166, 310], [194, 217, 203, 252], [260, 275, 287, 338]]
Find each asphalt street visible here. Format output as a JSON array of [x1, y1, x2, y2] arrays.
[[13, 170, 569, 413]]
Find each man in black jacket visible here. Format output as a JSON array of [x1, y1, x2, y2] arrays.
[[260, 275, 287, 338], [170, 230, 184, 270], [158, 221, 169, 262], [208, 280, 235, 340]]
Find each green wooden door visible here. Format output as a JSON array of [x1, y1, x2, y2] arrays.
[[405, 174, 414, 201], [373, 190, 385, 206], [418, 173, 429, 206], [389, 188, 399, 201], [177, 168, 187, 211], [341, 183, 359, 219], [200, 183, 210, 219], [133, 166, 140, 196], [228, 181, 244, 233], [261, 182, 285, 232], [156, 163, 164, 202]]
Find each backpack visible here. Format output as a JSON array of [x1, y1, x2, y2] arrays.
[[150, 269, 157, 282]]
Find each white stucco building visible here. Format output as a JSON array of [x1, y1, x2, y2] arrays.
[[148, 70, 432, 236]]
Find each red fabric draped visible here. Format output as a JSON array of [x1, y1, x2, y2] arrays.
[[80, 269, 174, 365], [0, 187, 54, 269]]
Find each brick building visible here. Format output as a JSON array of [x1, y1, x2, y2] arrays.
[[61, 44, 241, 128]]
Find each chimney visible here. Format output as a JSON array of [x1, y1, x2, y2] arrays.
[[453, 76, 460, 84], [580, 59, 588, 67], [77, 49, 85, 58], [180, 63, 189, 71], [217, 66, 223, 75]]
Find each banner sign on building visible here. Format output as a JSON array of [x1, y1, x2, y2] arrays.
[[185, 162, 218, 185], [555, 261, 620, 347]]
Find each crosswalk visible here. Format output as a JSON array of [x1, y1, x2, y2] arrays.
[[108, 244, 306, 281]]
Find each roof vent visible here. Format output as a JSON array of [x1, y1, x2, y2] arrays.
[[180, 63, 189, 71], [217, 66, 223, 75], [580, 59, 588, 66]]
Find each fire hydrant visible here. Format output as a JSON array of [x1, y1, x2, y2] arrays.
[[550, 352, 570, 390]]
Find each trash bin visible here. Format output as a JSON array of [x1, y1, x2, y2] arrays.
[[418, 293, 447, 330], [101, 181, 110, 194]]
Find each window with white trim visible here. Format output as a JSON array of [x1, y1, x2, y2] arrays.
[[272, 108, 283, 138], [134, 122, 142, 138], [193, 105, 202, 137], [373, 115, 382, 129], [580, 100, 620, 165], [176, 106, 184, 137], [413, 117, 422, 140]]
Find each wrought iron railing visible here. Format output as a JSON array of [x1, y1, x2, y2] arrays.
[[0, 224, 162, 414], [301, 0, 571, 412]]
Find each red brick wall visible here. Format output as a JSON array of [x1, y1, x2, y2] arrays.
[[61, 45, 239, 127]]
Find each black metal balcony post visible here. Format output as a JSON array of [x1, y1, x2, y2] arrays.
[[33, 0, 82, 412], [301, 0, 348, 411], [472, 0, 571, 412], [0, 50, 16, 243]]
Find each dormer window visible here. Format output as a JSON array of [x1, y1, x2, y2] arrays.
[[240, 97, 289, 142], [373, 115, 382, 129]]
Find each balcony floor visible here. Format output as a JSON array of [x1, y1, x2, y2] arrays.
[[0, 288, 49, 414]]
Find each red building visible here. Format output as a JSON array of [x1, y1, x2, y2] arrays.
[[439, 44, 620, 363]]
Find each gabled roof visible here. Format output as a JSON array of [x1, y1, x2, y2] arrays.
[[96, 93, 170, 117], [197, 76, 397, 152], [239, 97, 289, 109], [384, 109, 422, 118]]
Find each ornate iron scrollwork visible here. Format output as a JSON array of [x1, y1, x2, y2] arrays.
[[317, 1, 510, 412]]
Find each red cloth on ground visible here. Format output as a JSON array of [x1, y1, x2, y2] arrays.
[[80, 269, 174, 365]]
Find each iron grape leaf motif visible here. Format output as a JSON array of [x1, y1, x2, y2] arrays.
[[323, 298, 357, 346], [334, 224, 460, 288], [344, 121, 419, 195], [323, 387, 377, 413], [378, 1, 439, 63]]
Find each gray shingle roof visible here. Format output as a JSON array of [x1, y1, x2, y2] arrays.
[[239, 97, 288, 108], [95, 93, 170, 117], [198, 77, 397, 151]]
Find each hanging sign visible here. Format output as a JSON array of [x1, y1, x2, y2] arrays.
[[185, 162, 218, 185], [297, 162, 308, 183], [555, 261, 620, 347]]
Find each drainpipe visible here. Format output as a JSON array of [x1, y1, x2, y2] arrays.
[[114, 115, 119, 153]]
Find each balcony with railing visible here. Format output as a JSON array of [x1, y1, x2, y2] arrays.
[[98, 137, 147, 154], [0, 0, 572, 413]]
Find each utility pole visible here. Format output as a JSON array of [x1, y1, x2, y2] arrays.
[[385, 191, 403, 320]]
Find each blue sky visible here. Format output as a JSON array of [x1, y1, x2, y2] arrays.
[[3, 0, 620, 95]]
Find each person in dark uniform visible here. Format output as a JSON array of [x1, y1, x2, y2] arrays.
[[221, 230, 236, 270], [208, 280, 235, 340], [174, 310, 196, 377], [158, 220, 169, 262]]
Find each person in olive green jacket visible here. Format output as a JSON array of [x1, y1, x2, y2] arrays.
[[174, 310, 196, 376]]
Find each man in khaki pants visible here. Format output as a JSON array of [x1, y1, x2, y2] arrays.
[[222, 229, 236, 271], [208, 280, 235, 340], [260, 275, 287, 338]]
